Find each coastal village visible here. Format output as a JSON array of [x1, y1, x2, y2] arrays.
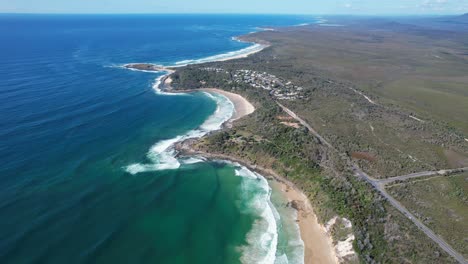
[[202, 67, 304, 100]]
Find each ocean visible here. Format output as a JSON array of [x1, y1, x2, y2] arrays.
[[0, 14, 316, 264]]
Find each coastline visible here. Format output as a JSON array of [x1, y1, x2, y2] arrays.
[[176, 144, 338, 264], [123, 38, 269, 76], [124, 26, 338, 263], [198, 88, 255, 121], [174, 88, 338, 263]]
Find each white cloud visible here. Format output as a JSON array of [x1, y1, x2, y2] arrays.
[[420, 0, 450, 10]]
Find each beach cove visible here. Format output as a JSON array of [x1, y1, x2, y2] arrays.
[[129, 57, 339, 263], [173, 89, 339, 264], [0, 14, 338, 264]]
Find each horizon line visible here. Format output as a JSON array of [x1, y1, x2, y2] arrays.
[[0, 12, 465, 17]]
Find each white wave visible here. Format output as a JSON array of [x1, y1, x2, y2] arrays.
[[319, 24, 344, 27], [174, 43, 266, 66], [236, 166, 278, 264], [107, 64, 164, 74], [235, 163, 305, 264], [180, 156, 206, 165], [280, 208, 305, 264], [151, 74, 168, 94], [151, 73, 187, 96], [235, 166, 259, 179], [274, 254, 289, 264], [125, 92, 234, 175], [256, 27, 276, 32], [316, 18, 328, 24], [127, 68, 163, 73], [107, 64, 181, 96]]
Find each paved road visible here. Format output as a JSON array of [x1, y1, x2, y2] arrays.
[[278, 102, 468, 264], [351, 165, 468, 264], [377, 167, 468, 185]]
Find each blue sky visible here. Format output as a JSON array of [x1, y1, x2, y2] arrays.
[[0, 0, 467, 14]]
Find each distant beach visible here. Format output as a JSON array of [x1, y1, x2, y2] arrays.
[[174, 38, 269, 66]]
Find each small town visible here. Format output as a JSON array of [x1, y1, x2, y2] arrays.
[[202, 67, 304, 100]]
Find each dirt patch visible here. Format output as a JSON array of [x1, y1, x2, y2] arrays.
[[444, 149, 468, 168], [280, 121, 301, 128], [351, 152, 377, 162], [277, 115, 295, 121]]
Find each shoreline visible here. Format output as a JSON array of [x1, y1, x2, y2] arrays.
[[123, 39, 269, 74], [174, 87, 338, 263], [145, 61, 338, 264], [199, 88, 255, 121], [123, 28, 338, 263], [175, 145, 338, 264]]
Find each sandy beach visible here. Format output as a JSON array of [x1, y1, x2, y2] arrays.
[[176, 84, 338, 263], [187, 90, 337, 263], [214, 44, 268, 62], [148, 41, 337, 264], [271, 181, 338, 264], [199, 88, 255, 120], [176, 146, 339, 264]]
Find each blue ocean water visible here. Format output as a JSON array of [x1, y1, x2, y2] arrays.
[[0, 14, 315, 263]]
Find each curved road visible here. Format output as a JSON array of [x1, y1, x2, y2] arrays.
[[277, 102, 467, 264]]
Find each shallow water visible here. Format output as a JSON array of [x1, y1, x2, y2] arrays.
[[0, 14, 315, 263]]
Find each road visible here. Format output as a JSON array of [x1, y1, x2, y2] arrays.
[[377, 167, 468, 185], [351, 165, 468, 264], [278, 102, 468, 264], [277, 102, 336, 150]]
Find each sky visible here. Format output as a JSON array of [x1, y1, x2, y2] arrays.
[[0, 0, 467, 15]]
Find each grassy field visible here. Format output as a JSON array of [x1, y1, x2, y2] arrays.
[[171, 69, 458, 263], [169, 16, 468, 262], [231, 19, 468, 176], [246, 19, 468, 134], [387, 173, 468, 258]]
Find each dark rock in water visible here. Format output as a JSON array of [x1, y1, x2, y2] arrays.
[[124, 63, 167, 72], [290, 200, 306, 211]]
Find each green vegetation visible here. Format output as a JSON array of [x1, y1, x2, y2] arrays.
[[388, 173, 468, 258], [170, 17, 468, 263], [172, 70, 456, 262], [173, 61, 467, 178]]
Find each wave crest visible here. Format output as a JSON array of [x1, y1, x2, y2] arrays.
[[235, 166, 278, 264], [174, 43, 266, 66], [124, 92, 234, 174]]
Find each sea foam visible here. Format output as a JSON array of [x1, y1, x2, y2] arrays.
[[151, 73, 184, 95], [235, 165, 279, 264], [124, 92, 234, 174], [174, 43, 266, 66]]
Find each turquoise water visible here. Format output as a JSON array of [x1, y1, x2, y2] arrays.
[[0, 14, 314, 263]]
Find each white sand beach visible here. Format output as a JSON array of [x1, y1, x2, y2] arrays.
[[199, 88, 255, 120]]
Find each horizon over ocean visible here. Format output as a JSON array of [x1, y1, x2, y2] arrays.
[[0, 14, 317, 264]]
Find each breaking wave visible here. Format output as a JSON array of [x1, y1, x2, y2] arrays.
[[124, 92, 234, 174], [174, 43, 266, 66], [151, 73, 185, 96], [234, 165, 279, 264]]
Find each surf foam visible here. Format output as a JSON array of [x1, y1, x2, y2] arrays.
[[174, 43, 266, 66], [151, 73, 183, 95], [124, 92, 234, 174], [235, 165, 279, 264]]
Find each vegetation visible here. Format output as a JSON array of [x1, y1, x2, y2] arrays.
[[172, 71, 456, 263], [387, 173, 468, 258], [170, 16, 468, 263]]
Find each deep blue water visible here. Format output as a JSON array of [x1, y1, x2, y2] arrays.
[[0, 14, 315, 263]]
